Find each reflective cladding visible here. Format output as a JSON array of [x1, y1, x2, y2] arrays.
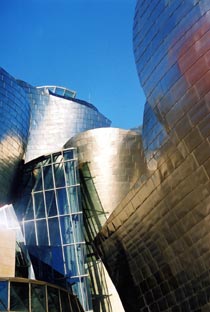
[[94, 1, 210, 312], [0, 278, 84, 312], [65, 127, 145, 218], [14, 148, 92, 311], [0, 68, 30, 206], [17, 80, 111, 163], [65, 128, 145, 312]]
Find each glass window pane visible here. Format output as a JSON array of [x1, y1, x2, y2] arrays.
[[64, 245, 78, 276], [28, 246, 54, 283], [43, 165, 54, 189], [70, 296, 81, 312], [45, 190, 57, 217], [75, 244, 85, 275], [60, 291, 71, 312], [55, 87, 64, 96], [37, 220, 48, 245], [24, 221, 36, 245], [0, 281, 8, 310], [72, 214, 84, 243], [24, 197, 34, 220], [63, 149, 74, 161], [10, 282, 29, 311], [49, 218, 61, 245], [51, 246, 64, 275], [54, 163, 65, 188], [42, 156, 52, 166], [52, 153, 62, 163], [64, 89, 74, 99], [31, 284, 46, 312], [33, 168, 43, 191], [64, 161, 76, 186], [67, 186, 81, 213], [47, 286, 60, 312], [34, 192, 45, 218], [56, 188, 69, 215], [60, 216, 73, 245]]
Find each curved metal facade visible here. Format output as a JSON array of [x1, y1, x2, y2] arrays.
[[0, 68, 30, 207], [65, 127, 144, 218], [65, 127, 144, 312], [95, 1, 210, 312], [18, 81, 111, 163]]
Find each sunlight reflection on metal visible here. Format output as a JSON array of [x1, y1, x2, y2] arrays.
[[17, 80, 111, 163], [0, 68, 30, 207], [65, 127, 145, 218], [95, 1, 210, 311]]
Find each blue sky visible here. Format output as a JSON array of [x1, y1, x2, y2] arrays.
[[1, 0, 145, 129]]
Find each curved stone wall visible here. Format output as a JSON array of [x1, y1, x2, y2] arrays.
[[18, 81, 111, 163], [0, 68, 30, 206], [65, 127, 145, 218], [95, 2, 210, 312]]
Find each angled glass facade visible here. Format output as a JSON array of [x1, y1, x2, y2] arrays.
[[15, 148, 91, 311]]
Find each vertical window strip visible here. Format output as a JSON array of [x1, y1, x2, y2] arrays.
[[41, 159, 50, 246], [63, 150, 86, 309], [32, 191, 38, 245], [51, 151, 66, 276]]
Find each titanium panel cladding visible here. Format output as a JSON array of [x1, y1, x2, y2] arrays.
[[18, 81, 111, 163], [0, 68, 30, 206], [65, 127, 145, 219], [95, 1, 210, 312]]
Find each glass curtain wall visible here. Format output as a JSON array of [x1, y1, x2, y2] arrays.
[[0, 278, 84, 312], [79, 163, 113, 312], [15, 148, 92, 311]]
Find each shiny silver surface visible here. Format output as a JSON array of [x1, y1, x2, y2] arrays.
[[95, 1, 210, 312], [0, 68, 30, 206], [65, 127, 144, 218], [65, 127, 144, 312], [18, 80, 111, 163]]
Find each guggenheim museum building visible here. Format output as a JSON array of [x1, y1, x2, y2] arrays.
[[1, 0, 210, 311]]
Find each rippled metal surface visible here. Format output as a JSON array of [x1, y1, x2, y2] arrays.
[[95, 1, 210, 311], [18, 80, 111, 163], [0, 68, 30, 206], [65, 127, 144, 218]]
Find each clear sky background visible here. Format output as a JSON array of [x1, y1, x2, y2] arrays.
[[0, 0, 145, 129]]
